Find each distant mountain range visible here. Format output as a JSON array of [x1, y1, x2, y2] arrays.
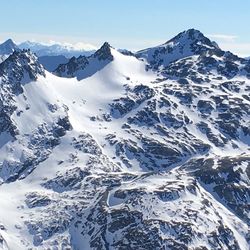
[[0, 39, 97, 71], [18, 40, 97, 57], [0, 37, 249, 72], [0, 29, 249, 250]]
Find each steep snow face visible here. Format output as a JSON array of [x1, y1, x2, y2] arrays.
[[0, 33, 249, 250], [0, 49, 46, 139]]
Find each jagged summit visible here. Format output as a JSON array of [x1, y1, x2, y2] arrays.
[[166, 28, 218, 47], [136, 28, 221, 69], [2, 38, 16, 46], [0, 39, 19, 55], [0, 50, 45, 138], [53, 29, 250, 82], [166, 28, 202, 42], [168, 28, 204, 39], [54, 42, 114, 80], [0, 49, 45, 83], [93, 42, 113, 61], [134, 28, 250, 80]]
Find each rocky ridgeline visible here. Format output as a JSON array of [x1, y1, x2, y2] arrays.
[[136, 29, 250, 81], [0, 30, 249, 249], [54, 42, 113, 79], [0, 50, 45, 137], [0, 39, 19, 56]]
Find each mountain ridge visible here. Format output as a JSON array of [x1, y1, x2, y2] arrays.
[[0, 29, 249, 250], [0, 39, 19, 55], [0, 39, 97, 71], [54, 42, 114, 80], [18, 40, 96, 57]]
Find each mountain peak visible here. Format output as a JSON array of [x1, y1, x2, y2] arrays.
[[167, 28, 204, 42], [54, 42, 114, 80], [165, 28, 218, 50], [136, 28, 220, 69], [0, 38, 19, 55], [94, 42, 113, 61], [101, 41, 111, 48], [5, 49, 39, 65], [3, 38, 16, 45], [0, 49, 45, 83]]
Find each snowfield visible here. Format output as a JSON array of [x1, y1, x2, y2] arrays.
[[0, 29, 249, 250]]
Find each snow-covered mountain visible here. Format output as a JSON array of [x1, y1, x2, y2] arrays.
[[0, 39, 20, 63], [18, 41, 96, 57], [136, 29, 220, 68], [0, 39, 19, 55], [0, 29, 249, 250], [18, 41, 97, 72], [0, 39, 96, 71], [54, 42, 114, 80]]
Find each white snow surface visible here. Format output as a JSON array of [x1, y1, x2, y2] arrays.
[[0, 44, 249, 250]]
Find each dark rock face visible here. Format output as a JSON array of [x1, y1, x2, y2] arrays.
[[182, 156, 250, 225], [0, 50, 74, 184], [54, 55, 89, 77], [43, 167, 90, 192], [93, 42, 113, 61], [0, 50, 45, 85], [54, 42, 113, 79], [0, 108, 18, 137], [72, 133, 102, 155], [136, 29, 250, 82], [162, 52, 248, 81], [166, 28, 219, 53], [68, 170, 245, 250], [26, 192, 52, 208], [0, 115, 72, 183], [197, 100, 214, 114], [0, 50, 45, 138], [136, 29, 220, 70], [105, 130, 210, 171], [119, 49, 134, 56], [110, 85, 155, 118]]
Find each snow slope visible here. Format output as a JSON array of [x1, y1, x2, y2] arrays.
[[0, 29, 249, 250]]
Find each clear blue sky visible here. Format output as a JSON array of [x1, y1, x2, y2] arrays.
[[1, 0, 250, 56]]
